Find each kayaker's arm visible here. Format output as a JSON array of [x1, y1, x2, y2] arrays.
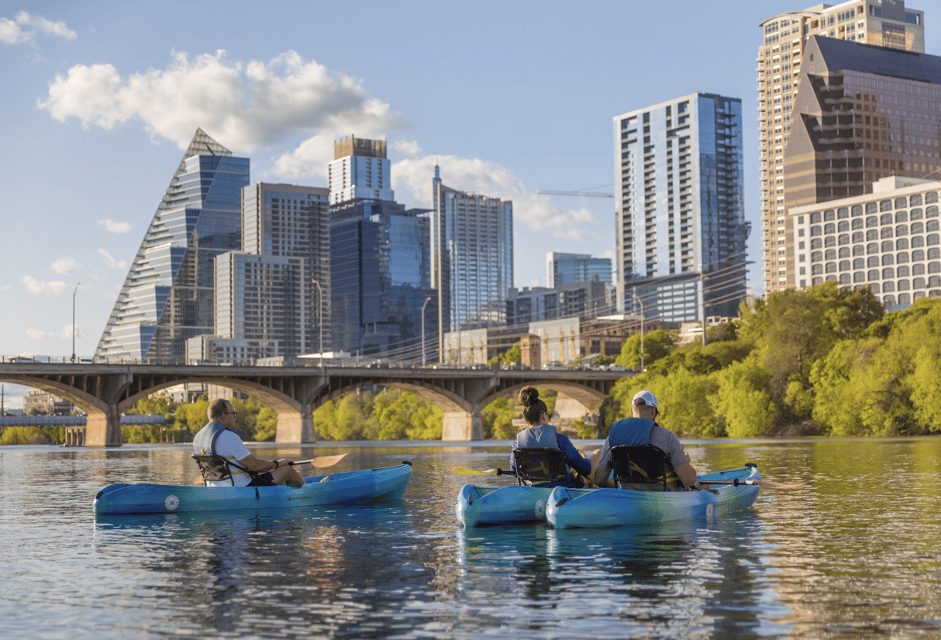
[[674, 460, 698, 489], [237, 454, 305, 487]]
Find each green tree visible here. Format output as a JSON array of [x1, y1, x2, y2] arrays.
[[738, 282, 882, 423], [126, 391, 177, 419], [711, 356, 775, 438], [615, 329, 678, 370]]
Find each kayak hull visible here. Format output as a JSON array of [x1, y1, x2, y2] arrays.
[[456, 484, 553, 526], [546, 465, 761, 529], [94, 463, 412, 516]]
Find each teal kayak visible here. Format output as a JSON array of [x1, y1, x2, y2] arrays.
[[546, 465, 762, 529], [94, 462, 412, 516], [455, 484, 554, 526]]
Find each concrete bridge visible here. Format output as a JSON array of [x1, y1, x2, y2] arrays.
[[0, 363, 631, 447]]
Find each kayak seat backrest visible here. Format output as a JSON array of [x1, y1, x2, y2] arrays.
[[610, 445, 675, 490], [513, 448, 567, 486], [192, 454, 234, 485]]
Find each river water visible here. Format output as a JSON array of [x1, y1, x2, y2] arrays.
[[1, 438, 940, 639]]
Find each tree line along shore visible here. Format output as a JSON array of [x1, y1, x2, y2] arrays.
[[4, 282, 940, 445]]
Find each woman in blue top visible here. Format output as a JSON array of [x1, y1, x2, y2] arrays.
[[510, 386, 592, 487]]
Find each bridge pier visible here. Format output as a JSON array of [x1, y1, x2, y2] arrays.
[[442, 410, 483, 441], [86, 408, 123, 447], [275, 410, 316, 444]]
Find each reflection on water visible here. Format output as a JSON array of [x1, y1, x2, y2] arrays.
[[1, 439, 941, 638]]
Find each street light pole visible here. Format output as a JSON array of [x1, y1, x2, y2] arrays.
[[421, 295, 433, 367], [633, 286, 644, 372], [71, 282, 80, 363], [311, 278, 323, 369]]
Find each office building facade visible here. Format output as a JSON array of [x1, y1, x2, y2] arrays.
[[431, 165, 513, 355], [757, 0, 925, 294], [778, 35, 941, 289], [217, 183, 332, 359], [95, 129, 249, 362], [614, 93, 748, 324], [505, 281, 611, 326], [546, 252, 612, 288], [329, 137, 434, 360], [792, 175, 941, 307]]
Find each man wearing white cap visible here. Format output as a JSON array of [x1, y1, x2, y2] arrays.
[[591, 389, 700, 490]]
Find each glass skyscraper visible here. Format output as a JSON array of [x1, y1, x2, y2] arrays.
[[95, 129, 249, 362], [546, 252, 612, 288], [431, 165, 513, 360], [614, 93, 748, 322], [329, 137, 433, 360]]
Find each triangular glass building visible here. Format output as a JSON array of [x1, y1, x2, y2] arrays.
[[95, 129, 250, 363]]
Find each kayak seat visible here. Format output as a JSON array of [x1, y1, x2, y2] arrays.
[[610, 445, 681, 491], [192, 454, 236, 486], [513, 448, 568, 486]]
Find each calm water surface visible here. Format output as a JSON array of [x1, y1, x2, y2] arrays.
[[1, 438, 940, 639]]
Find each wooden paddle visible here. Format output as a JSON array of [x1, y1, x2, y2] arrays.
[[288, 453, 348, 467], [194, 453, 348, 484], [452, 467, 516, 476], [701, 478, 806, 490]]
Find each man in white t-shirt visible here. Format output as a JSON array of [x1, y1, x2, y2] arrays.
[[193, 399, 305, 487]]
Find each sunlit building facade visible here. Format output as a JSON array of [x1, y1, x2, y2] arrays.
[[757, 0, 925, 294], [431, 165, 513, 358], [792, 175, 941, 308], [330, 137, 434, 360], [614, 93, 748, 323], [95, 129, 249, 362], [546, 252, 612, 288]]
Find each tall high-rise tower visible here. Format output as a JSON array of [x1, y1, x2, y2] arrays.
[[212, 183, 331, 359], [431, 165, 513, 358], [614, 93, 748, 323], [757, 0, 924, 294], [95, 129, 249, 362], [329, 137, 433, 360]]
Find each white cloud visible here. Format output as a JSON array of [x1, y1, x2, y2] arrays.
[[22, 275, 67, 294], [392, 153, 599, 241], [98, 218, 132, 233], [51, 257, 80, 275], [1, 10, 76, 45], [25, 325, 84, 340], [97, 249, 128, 270], [38, 49, 409, 168]]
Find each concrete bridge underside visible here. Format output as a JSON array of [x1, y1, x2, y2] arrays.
[[0, 366, 626, 447]]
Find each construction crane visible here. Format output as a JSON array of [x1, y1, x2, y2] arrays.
[[538, 189, 614, 198]]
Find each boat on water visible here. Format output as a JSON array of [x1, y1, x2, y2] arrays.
[[455, 484, 554, 527], [94, 462, 412, 516], [546, 464, 762, 529]]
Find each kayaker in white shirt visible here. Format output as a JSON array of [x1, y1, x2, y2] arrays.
[[193, 399, 305, 487], [590, 390, 701, 490]]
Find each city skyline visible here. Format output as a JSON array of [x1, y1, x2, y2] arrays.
[[3, 1, 941, 408]]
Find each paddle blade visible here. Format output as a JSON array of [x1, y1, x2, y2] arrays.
[[452, 467, 500, 475], [291, 453, 348, 467]]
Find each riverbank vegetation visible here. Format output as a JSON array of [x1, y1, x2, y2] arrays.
[[9, 283, 941, 445]]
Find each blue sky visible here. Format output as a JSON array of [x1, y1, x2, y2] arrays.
[[2, 1, 938, 409]]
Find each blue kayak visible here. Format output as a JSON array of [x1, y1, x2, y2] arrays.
[[94, 462, 412, 516], [546, 465, 762, 529], [455, 485, 554, 526]]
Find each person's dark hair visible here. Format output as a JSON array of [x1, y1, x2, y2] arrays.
[[208, 399, 231, 421], [517, 386, 548, 426]]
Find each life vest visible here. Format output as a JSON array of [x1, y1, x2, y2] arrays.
[[606, 418, 684, 490], [192, 422, 250, 486], [516, 424, 561, 450]]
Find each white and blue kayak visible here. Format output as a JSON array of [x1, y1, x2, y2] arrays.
[[546, 465, 763, 529], [455, 485, 554, 527], [94, 462, 412, 516]]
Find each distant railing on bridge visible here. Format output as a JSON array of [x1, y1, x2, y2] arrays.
[[0, 414, 169, 426]]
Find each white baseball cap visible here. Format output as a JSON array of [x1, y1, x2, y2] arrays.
[[632, 390, 658, 408]]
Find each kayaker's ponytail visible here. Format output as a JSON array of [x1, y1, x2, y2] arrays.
[[517, 386, 548, 426]]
